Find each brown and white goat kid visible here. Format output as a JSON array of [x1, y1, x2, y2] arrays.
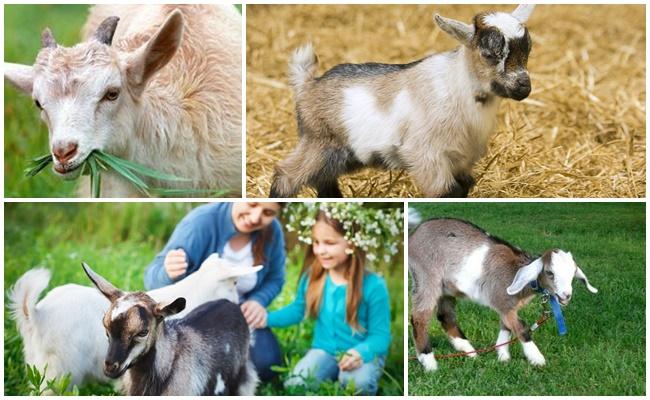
[[5, 5, 241, 197], [409, 216, 598, 371], [270, 5, 535, 198], [82, 263, 257, 395]]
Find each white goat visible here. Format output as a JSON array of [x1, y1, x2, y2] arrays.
[[409, 213, 598, 371], [7, 254, 260, 387], [4, 5, 242, 197], [270, 5, 535, 198]]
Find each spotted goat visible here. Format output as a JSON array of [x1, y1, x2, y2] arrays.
[[270, 5, 535, 198], [4, 5, 241, 197], [408, 211, 598, 371]]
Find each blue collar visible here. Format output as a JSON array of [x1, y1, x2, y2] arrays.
[[529, 280, 568, 336]]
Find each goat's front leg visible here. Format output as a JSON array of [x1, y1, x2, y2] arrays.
[[409, 159, 457, 198], [501, 310, 545, 366], [495, 321, 512, 362]]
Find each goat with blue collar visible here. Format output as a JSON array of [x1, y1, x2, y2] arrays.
[[408, 212, 598, 371]]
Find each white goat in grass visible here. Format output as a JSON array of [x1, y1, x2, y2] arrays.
[[4, 5, 242, 197], [270, 5, 535, 198], [8, 254, 261, 387]]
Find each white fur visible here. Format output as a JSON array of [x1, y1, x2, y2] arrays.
[[215, 374, 225, 394], [237, 360, 260, 396], [342, 87, 417, 165], [453, 244, 490, 305], [482, 12, 525, 39], [418, 352, 438, 371], [7, 255, 261, 387], [522, 341, 546, 366], [111, 298, 138, 320], [496, 329, 511, 361], [449, 337, 477, 357]]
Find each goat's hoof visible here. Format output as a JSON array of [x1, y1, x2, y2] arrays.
[[497, 351, 511, 362], [418, 353, 438, 371], [528, 357, 546, 367]]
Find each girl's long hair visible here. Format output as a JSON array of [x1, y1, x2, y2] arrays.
[[251, 203, 285, 265], [300, 210, 366, 331]]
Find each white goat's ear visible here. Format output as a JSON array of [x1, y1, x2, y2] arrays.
[[93, 16, 120, 46], [434, 13, 474, 46], [575, 267, 598, 294], [154, 297, 186, 318], [507, 258, 543, 295], [81, 262, 124, 302], [4, 63, 34, 94], [126, 9, 183, 95], [511, 4, 536, 23], [216, 264, 264, 280]]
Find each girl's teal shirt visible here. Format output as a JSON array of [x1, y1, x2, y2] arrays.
[[267, 271, 391, 362]]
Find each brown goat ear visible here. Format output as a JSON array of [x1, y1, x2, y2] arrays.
[[126, 9, 183, 96], [81, 262, 123, 302], [93, 16, 120, 46], [41, 28, 57, 48], [154, 297, 186, 318]]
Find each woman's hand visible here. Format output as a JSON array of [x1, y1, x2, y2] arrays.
[[338, 349, 363, 371], [241, 300, 267, 328], [164, 248, 188, 280]]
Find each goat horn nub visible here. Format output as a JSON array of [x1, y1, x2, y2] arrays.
[[41, 28, 57, 48], [94, 16, 120, 46]]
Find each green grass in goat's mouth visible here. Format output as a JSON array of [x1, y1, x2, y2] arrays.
[[25, 150, 224, 197]]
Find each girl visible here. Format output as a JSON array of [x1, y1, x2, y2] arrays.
[[144, 202, 285, 381], [260, 209, 391, 395]]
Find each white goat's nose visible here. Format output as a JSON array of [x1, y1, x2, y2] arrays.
[[52, 142, 78, 164]]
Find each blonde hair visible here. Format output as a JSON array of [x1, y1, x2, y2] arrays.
[[300, 210, 366, 331]]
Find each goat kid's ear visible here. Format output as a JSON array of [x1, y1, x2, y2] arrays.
[[434, 14, 474, 46], [126, 9, 183, 96], [81, 262, 124, 302], [507, 258, 543, 295], [154, 297, 186, 318], [93, 16, 120, 46], [575, 267, 598, 294], [4, 63, 34, 95], [511, 4, 536, 23]]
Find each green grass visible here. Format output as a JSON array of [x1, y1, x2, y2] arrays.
[[408, 202, 645, 396], [4, 203, 404, 395], [5, 5, 90, 197]]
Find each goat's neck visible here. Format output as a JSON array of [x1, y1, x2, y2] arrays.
[[447, 47, 501, 109], [126, 324, 176, 395]]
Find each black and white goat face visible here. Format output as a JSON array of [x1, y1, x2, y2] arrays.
[[507, 250, 599, 305], [82, 263, 185, 379], [435, 4, 535, 101]]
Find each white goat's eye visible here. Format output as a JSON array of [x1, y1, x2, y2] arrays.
[[34, 99, 43, 109], [103, 89, 120, 101], [545, 270, 554, 277]]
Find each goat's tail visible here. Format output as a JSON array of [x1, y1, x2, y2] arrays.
[[408, 207, 423, 231], [288, 43, 317, 92], [7, 268, 51, 336]]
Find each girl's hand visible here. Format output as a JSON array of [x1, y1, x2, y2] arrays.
[[241, 300, 266, 328], [338, 349, 362, 371], [164, 249, 188, 280]]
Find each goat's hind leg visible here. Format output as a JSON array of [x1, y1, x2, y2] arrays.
[[236, 360, 259, 396], [437, 296, 477, 357], [410, 269, 441, 371], [270, 139, 319, 197]]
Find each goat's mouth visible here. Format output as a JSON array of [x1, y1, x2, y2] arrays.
[[52, 157, 87, 180], [556, 296, 571, 307], [104, 365, 128, 379]]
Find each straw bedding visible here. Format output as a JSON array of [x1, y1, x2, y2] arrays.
[[246, 4, 645, 198]]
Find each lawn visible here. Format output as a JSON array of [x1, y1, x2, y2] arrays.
[[407, 202, 645, 396], [4, 203, 404, 395]]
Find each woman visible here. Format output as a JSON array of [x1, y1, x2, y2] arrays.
[[144, 202, 285, 381]]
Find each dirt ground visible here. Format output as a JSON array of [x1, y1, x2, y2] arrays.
[[246, 4, 645, 198]]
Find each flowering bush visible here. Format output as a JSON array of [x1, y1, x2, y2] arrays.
[[284, 203, 404, 266]]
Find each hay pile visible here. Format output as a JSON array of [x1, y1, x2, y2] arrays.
[[246, 4, 645, 198]]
